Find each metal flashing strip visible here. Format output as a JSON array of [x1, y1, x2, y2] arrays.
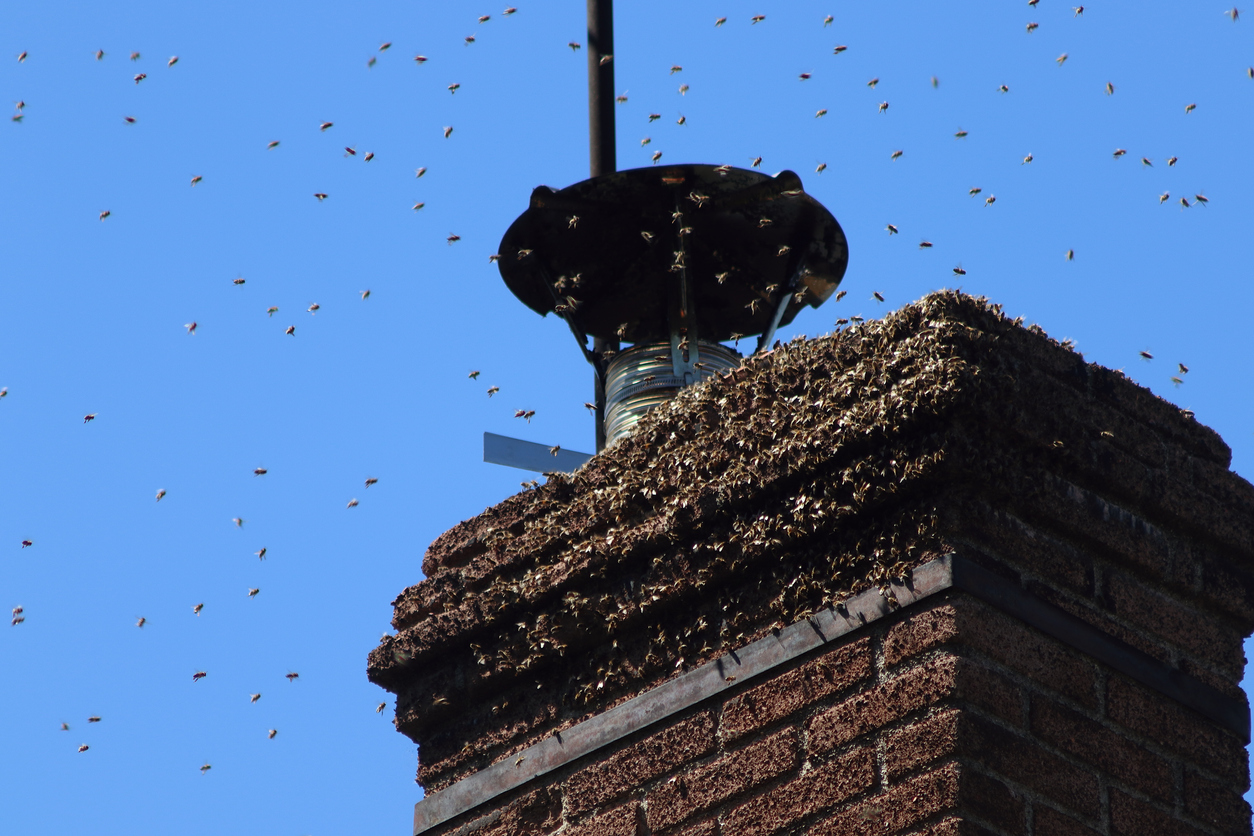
[[412, 553, 1250, 834], [483, 432, 593, 474]]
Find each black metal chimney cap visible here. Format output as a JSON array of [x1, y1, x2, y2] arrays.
[[497, 164, 848, 344]]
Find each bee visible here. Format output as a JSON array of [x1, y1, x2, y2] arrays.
[[413, 55, 428, 64], [651, 151, 662, 164], [1139, 350, 1154, 361], [21, 540, 32, 548], [124, 116, 136, 124], [347, 498, 358, 508], [253, 467, 267, 476], [712, 166, 730, 176], [952, 265, 966, 276], [1194, 193, 1208, 206], [200, 763, 211, 774], [84, 413, 97, 423], [168, 56, 178, 67], [130, 51, 140, 61], [193, 603, 204, 616], [985, 195, 996, 206], [448, 83, 460, 94], [757, 217, 773, 228], [78, 745, 89, 753], [136, 616, 146, 628], [715, 272, 730, 283], [932, 76, 940, 88], [268, 729, 277, 739], [955, 129, 968, 139], [286, 672, 299, 682], [156, 489, 166, 501], [368, 55, 377, 67], [751, 156, 762, 168], [231, 277, 245, 287], [415, 166, 427, 178], [600, 55, 613, 66], [88, 716, 101, 723], [777, 245, 791, 256], [919, 241, 933, 248], [487, 254, 501, 265], [255, 547, 267, 560], [824, 15, 833, 25], [1066, 249, 1075, 261], [504, 8, 517, 15], [59, 721, 68, 731], [344, 146, 356, 156], [11, 606, 22, 617], [833, 45, 847, 54], [745, 299, 760, 314], [378, 41, 392, 51], [616, 93, 628, 103], [250, 693, 261, 703], [873, 291, 885, 301], [878, 101, 889, 113], [1022, 153, 1033, 164], [99, 210, 111, 221], [689, 190, 710, 206], [1167, 157, 1178, 166], [267, 306, 278, 316], [516, 248, 532, 258], [193, 671, 207, 681], [715, 17, 726, 26], [364, 151, 374, 162], [816, 162, 827, 173], [134, 73, 146, 84], [1056, 53, 1068, 66], [314, 193, 328, 201], [1178, 363, 1189, 374], [1141, 157, 1152, 167], [412, 202, 425, 211], [443, 126, 453, 138], [1105, 82, 1115, 95], [286, 327, 297, 339], [891, 150, 903, 160], [524, 410, 535, 422], [447, 233, 461, 245], [307, 303, 319, 314], [641, 137, 652, 146], [1184, 103, 1196, 114], [267, 140, 280, 149], [568, 42, 581, 52], [185, 321, 198, 334], [95, 50, 105, 60], [1026, 22, 1039, 32], [12, 615, 24, 625], [1074, 6, 1084, 15], [999, 84, 1010, 93], [319, 121, 333, 131], [1159, 192, 1170, 204], [799, 72, 811, 81], [584, 402, 596, 414], [1171, 376, 1184, 387], [867, 78, 879, 88], [549, 445, 561, 456], [677, 114, 686, 125], [248, 588, 259, 598], [751, 14, 765, 23], [190, 175, 202, 187], [1179, 197, 1191, 208], [465, 35, 476, 45]]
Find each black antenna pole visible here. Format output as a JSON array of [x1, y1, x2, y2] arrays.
[[587, 0, 618, 453]]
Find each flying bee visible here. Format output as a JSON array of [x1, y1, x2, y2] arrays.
[[757, 217, 773, 228], [677, 114, 686, 125], [878, 101, 888, 113], [488, 254, 500, 263], [415, 166, 427, 178], [95, 50, 105, 60], [1022, 153, 1033, 164], [286, 672, 299, 682], [1066, 249, 1075, 261], [600, 55, 613, 66], [134, 73, 146, 84], [412, 202, 425, 211], [84, 413, 97, 423], [88, 716, 101, 723], [253, 467, 267, 476], [1171, 376, 1184, 387], [549, 445, 561, 456], [751, 156, 762, 168], [267, 140, 280, 149], [568, 215, 579, 229], [443, 126, 453, 138], [193, 671, 207, 681], [232, 277, 244, 285], [777, 245, 791, 256], [1056, 53, 1068, 65], [1179, 197, 1191, 208], [347, 498, 358, 508], [816, 162, 827, 173], [319, 121, 333, 131], [1178, 363, 1189, 373], [248, 588, 259, 598], [1159, 192, 1170, 204], [1167, 157, 1178, 166], [999, 84, 1009, 93], [1141, 157, 1152, 167], [413, 55, 427, 64], [267, 306, 278, 316], [504, 7, 517, 15], [715, 16, 726, 26], [376, 702, 386, 713], [313, 193, 328, 201], [268, 729, 277, 739], [448, 83, 460, 94], [985, 195, 996, 206], [136, 616, 146, 628], [836, 291, 847, 301], [124, 116, 136, 124], [955, 129, 968, 138], [516, 248, 532, 259], [185, 321, 197, 334], [1185, 103, 1196, 114], [568, 41, 580, 51], [886, 224, 898, 235], [193, 603, 204, 615], [199, 763, 211, 774], [873, 291, 885, 302], [78, 745, 89, 753], [99, 210, 111, 221], [952, 265, 966, 276], [969, 187, 982, 197], [751, 14, 765, 23], [156, 489, 166, 501], [307, 303, 319, 314], [365, 477, 378, 488], [615, 93, 628, 103], [447, 233, 460, 244], [641, 137, 651, 146], [1026, 22, 1039, 32], [648, 113, 661, 122], [799, 72, 811, 81], [715, 272, 730, 283], [285, 325, 295, 336], [465, 35, 476, 45], [919, 241, 933, 248], [255, 548, 266, 560], [833, 45, 847, 54], [1194, 193, 1208, 206], [651, 151, 662, 164], [1139, 350, 1154, 361], [824, 14, 833, 25], [891, 150, 903, 160], [190, 175, 202, 186]]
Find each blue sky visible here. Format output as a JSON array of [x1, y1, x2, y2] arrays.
[[2, 2, 1252, 833]]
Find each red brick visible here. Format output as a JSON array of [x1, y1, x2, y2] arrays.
[[900, 817, 1000, 836], [1033, 804, 1101, 836], [1183, 769, 1253, 836], [1110, 789, 1211, 836], [1104, 569, 1245, 680], [1031, 698, 1172, 799], [811, 762, 963, 836], [473, 786, 561, 836], [564, 803, 638, 836], [720, 637, 872, 742], [644, 727, 799, 832], [565, 712, 716, 815], [808, 656, 958, 754], [954, 503, 1095, 596], [884, 709, 1099, 819], [884, 599, 1097, 709], [669, 821, 717, 836], [721, 746, 874, 836], [1105, 674, 1249, 791], [954, 658, 1025, 727]]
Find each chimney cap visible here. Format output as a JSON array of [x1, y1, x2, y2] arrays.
[[497, 164, 848, 344]]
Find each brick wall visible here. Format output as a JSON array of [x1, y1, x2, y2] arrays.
[[420, 587, 1248, 836]]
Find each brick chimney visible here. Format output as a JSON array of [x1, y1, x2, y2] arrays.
[[368, 291, 1254, 836]]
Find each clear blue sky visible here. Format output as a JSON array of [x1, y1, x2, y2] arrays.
[[2, 2, 1252, 833]]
